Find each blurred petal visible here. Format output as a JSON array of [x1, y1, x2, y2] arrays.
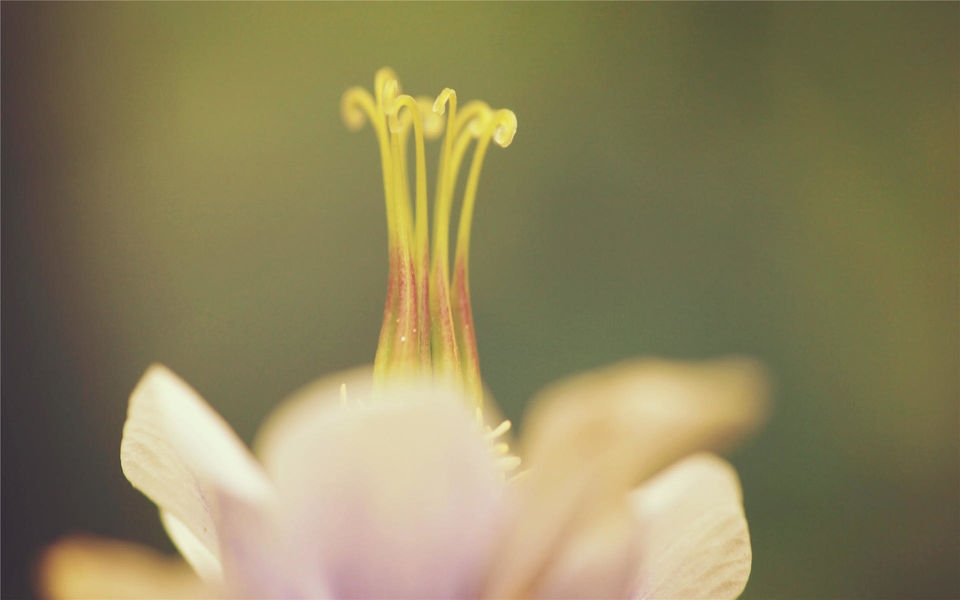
[[483, 358, 768, 599], [530, 499, 640, 600], [212, 488, 325, 599], [38, 536, 212, 600], [253, 366, 374, 461], [259, 375, 504, 599], [631, 454, 752, 600], [160, 510, 222, 583], [120, 364, 272, 580]]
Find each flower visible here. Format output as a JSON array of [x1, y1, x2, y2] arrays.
[[39, 69, 768, 600]]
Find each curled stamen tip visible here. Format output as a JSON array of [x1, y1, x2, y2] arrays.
[[388, 94, 419, 134], [340, 88, 370, 131], [374, 66, 398, 85], [419, 96, 445, 138], [382, 79, 400, 105], [387, 106, 407, 134], [493, 110, 518, 147], [374, 67, 400, 101], [433, 87, 455, 115], [387, 112, 403, 134]]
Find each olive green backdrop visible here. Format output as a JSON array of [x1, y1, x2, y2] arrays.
[[3, 3, 957, 599]]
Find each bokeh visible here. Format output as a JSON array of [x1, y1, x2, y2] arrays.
[[2, 3, 956, 599]]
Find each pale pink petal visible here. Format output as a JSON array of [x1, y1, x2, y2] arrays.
[[631, 454, 752, 600], [482, 358, 768, 599], [210, 488, 323, 599], [258, 374, 505, 599], [120, 365, 273, 581], [38, 536, 214, 600], [253, 366, 374, 461]]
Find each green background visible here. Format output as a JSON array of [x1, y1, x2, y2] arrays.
[[3, 3, 956, 599]]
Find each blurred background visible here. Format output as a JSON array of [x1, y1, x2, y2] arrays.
[[2, 3, 956, 599]]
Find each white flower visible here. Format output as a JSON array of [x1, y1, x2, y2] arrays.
[[42, 358, 766, 600], [40, 68, 768, 599]]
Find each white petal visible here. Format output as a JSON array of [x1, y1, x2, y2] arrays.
[[160, 510, 222, 583], [38, 536, 214, 599], [631, 454, 752, 600], [482, 358, 767, 599], [258, 373, 505, 599], [120, 365, 272, 580], [530, 499, 640, 599]]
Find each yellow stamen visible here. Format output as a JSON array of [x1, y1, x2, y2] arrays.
[[342, 68, 518, 464], [389, 96, 431, 364], [450, 108, 517, 403], [485, 419, 522, 477]]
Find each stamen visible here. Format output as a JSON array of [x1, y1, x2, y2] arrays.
[[428, 99, 494, 384], [419, 96, 445, 139], [342, 68, 516, 434], [377, 71, 400, 109], [342, 85, 396, 381], [340, 88, 376, 132], [486, 419, 512, 439], [484, 418, 522, 477], [390, 95, 431, 364], [432, 88, 454, 115], [492, 110, 518, 148], [456, 108, 519, 265], [450, 108, 519, 405], [428, 88, 462, 379]]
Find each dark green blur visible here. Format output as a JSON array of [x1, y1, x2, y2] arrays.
[[3, 3, 956, 599]]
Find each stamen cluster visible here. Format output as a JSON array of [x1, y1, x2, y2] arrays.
[[341, 68, 517, 418]]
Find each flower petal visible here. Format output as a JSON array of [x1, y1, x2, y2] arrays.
[[119, 364, 272, 581], [38, 536, 213, 599], [530, 499, 641, 599], [211, 488, 322, 599], [160, 510, 223, 583], [258, 373, 505, 599], [253, 366, 374, 462], [631, 453, 752, 600], [482, 357, 768, 599]]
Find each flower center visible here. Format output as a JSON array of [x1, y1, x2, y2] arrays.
[[341, 68, 517, 422]]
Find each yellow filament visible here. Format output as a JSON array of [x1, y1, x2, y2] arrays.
[[449, 108, 518, 405], [428, 101, 496, 385], [486, 419, 512, 439], [455, 108, 518, 266], [485, 418, 522, 477], [343, 83, 398, 381], [391, 95, 433, 365], [390, 95, 429, 283], [431, 99, 493, 271], [341, 69, 517, 461], [431, 88, 458, 273], [341, 85, 395, 249]]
